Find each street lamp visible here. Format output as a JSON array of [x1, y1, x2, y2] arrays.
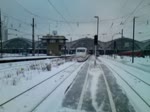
[[94, 16, 99, 39]]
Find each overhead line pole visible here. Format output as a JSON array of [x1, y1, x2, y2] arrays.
[[121, 29, 124, 50], [0, 9, 3, 58], [132, 17, 136, 63], [32, 18, 35, 56]]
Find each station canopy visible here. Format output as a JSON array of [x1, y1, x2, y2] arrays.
[[3, 38, 32, 49]]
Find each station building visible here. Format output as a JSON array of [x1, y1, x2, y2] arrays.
[[41, 34, 67, 56], [2, 38, 47, 55], [1, 36, 150, 56], [2, 34, 67, 56]]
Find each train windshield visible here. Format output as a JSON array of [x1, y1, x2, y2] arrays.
[[77, 49, 86, 52]]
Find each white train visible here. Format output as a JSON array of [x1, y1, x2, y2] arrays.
[[76, 47, 87, 57], [76, 47, 89, 62]]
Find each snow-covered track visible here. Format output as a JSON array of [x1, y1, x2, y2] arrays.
[[0, 63, 76, 107], [104, 56, 150, 74], [102, 61, 150, 108], [99, 64, 117, 112], [108, 62, 150, 86], [29, 62, 84, 112]]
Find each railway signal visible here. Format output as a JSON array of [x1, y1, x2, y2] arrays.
[[94, 35, 98, 45]]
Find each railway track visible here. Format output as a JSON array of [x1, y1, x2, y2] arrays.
[[0, 62, 78, 108], [106, 56, 150, 73], [100, 57, 150, 86], [108, 65, 150, 108], [30, 62, 85, 112], [99, 63, 117, 112], [98, 59, 150, 108], [108, 62, 150, 86]]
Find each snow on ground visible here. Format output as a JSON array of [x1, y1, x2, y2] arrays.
[[99, 55, 150, 112], [104, 55, 150, 72], [0, 58, 65, 88], [1, 55, 149, 112], [60, 61, 90, 111], [0, 58, 81, 112], [34, 62, 85, 112], [88, 62, 101, 112], [59, 56, 136, 112]]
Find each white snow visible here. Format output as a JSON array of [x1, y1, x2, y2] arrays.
[[34, 62, 85, 112], [88, 59, 103, 112], [1, 55, 150, 112], [99, 55, 150, 112], [0, 58, 82, 112]]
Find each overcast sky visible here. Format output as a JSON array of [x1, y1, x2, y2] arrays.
[[0, 0, 150, 41]]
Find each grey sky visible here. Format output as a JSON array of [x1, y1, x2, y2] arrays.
[[0, 0, 150, 41]]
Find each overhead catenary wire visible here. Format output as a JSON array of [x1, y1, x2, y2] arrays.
[[13, 0, 58, 22], [13, 0, 139, 25], [122, 0, 145, 25], [2, 0, 150, 42], [47, 0, 73, 31]]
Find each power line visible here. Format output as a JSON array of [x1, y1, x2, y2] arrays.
[[7, 16, 30, 26], [122, 0, 145, 25], [8, 28, 32, 35], [14, 0, 40, 17], [5, 0, 147, 25], [13, 0, 62, 22], [47, 0, 73, 31], [61, 0, 72, 20]]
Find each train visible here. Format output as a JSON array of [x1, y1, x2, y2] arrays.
[[75, 47, 89, 62], [118, 50, 144, 57], [76, 47, 87, 57]]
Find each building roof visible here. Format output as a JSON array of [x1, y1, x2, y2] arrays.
[[66, 37, 104, 50], [105, 37, 142, 50], [66, 37, 143, 51], [142, 40, 150, 50], [2, 38, 46, 49], [3, 38, 32, 49], [42, 35, 67, 40]]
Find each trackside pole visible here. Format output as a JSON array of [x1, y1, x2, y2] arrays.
[[94, 45, 96, 66]]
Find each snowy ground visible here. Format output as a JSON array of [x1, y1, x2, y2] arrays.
[[0, 55, 149, 112], [59, 56, 136, 112], [0, 58, 84, 112], [104, 55, 150, 72], [99, 55, 150, 112]]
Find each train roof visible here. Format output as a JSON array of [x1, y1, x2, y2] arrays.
[[76, 47, 87, 50]]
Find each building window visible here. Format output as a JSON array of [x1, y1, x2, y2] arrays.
[[59, 40, 64, 43], [59, 45, 62, 50], [50, 40, 56, 43], [42, 40, 47, 43]]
